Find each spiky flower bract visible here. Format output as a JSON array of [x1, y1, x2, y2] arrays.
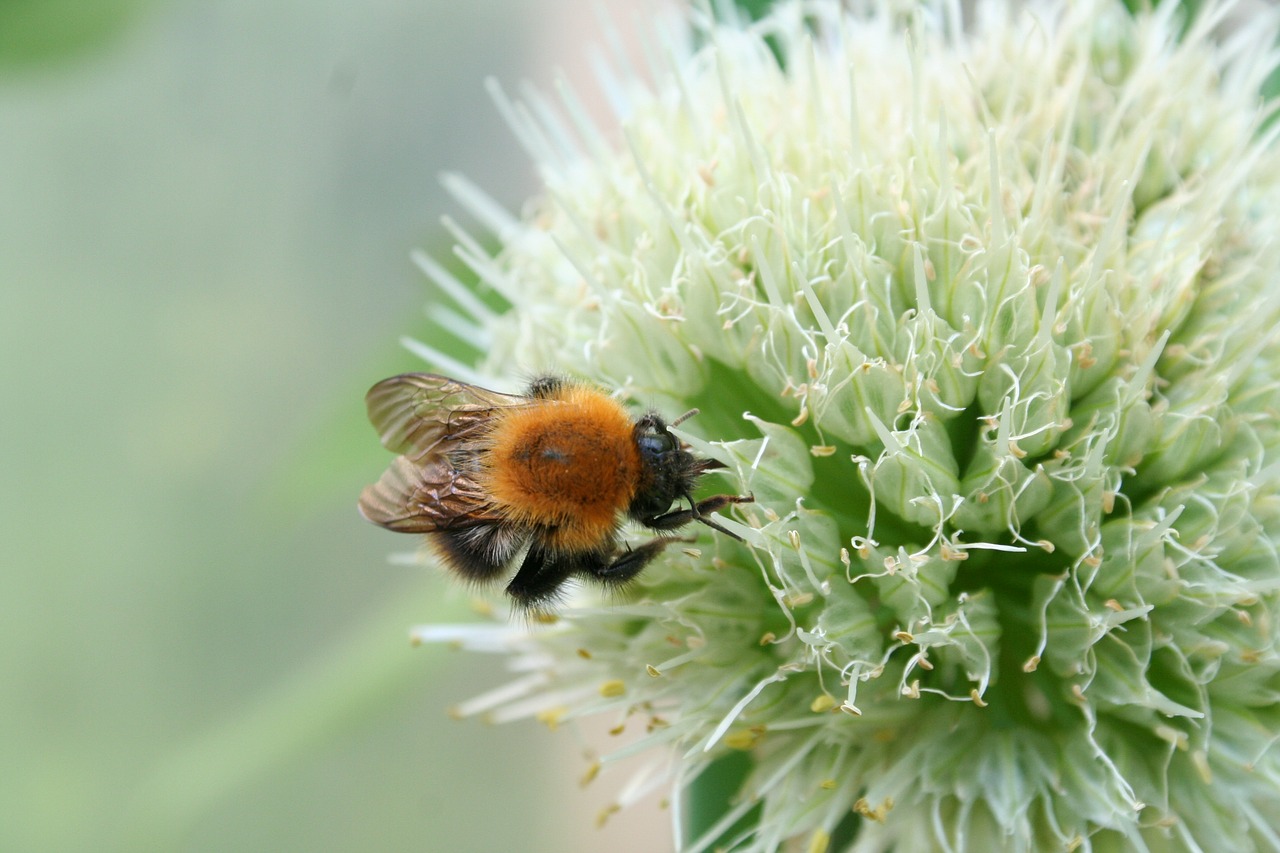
[[411, 1, 1280, 850]]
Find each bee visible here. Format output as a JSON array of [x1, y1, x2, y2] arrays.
[[358, 373, 754, 610]]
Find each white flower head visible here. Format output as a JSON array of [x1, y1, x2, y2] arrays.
[[410, 1, 1280, 850]]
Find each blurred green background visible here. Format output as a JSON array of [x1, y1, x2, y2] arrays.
[[0, 0, 672, 850]]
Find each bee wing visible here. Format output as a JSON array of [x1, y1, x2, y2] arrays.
[[365, 373, 531, 459], [358, 455, 500, 532]]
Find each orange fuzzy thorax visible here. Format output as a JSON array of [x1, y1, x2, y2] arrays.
[[481, 384, 641, 551]]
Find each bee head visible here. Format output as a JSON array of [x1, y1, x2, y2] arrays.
[[629, 411, 729, 524]]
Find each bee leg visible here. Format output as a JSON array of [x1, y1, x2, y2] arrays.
[[584, 539, 674, 587], [504, 544, 576, 609], [643, 493, 755, 540]]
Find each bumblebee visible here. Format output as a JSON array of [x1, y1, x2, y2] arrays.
[[358, 373, 753, 609]]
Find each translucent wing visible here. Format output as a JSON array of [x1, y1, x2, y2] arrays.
[[364, 373, 531, 459], [358, 455, 501, 532], [360, 373, 531, 532]]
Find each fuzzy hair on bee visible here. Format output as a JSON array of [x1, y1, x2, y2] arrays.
[[358, 373, 754, 610]]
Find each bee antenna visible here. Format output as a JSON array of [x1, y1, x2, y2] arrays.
[[669, 408, 700, 428]]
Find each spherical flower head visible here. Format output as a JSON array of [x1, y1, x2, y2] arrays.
[[416, 1, 1280, 850]]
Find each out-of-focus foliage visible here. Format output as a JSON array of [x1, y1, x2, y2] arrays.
[[0, 0, 152, 68], [0, 2, 664, 851]]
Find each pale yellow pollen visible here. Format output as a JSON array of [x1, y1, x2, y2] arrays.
[[723, 725, 766, 750], [1165, 736, 1199, 777], [810, 694, 837, 713], [853, 796, 894, 822], [536, 707, 567, 730], [596, 804, 620, 828]]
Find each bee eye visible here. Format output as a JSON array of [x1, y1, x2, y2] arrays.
[[638, 432, 676, 456]]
